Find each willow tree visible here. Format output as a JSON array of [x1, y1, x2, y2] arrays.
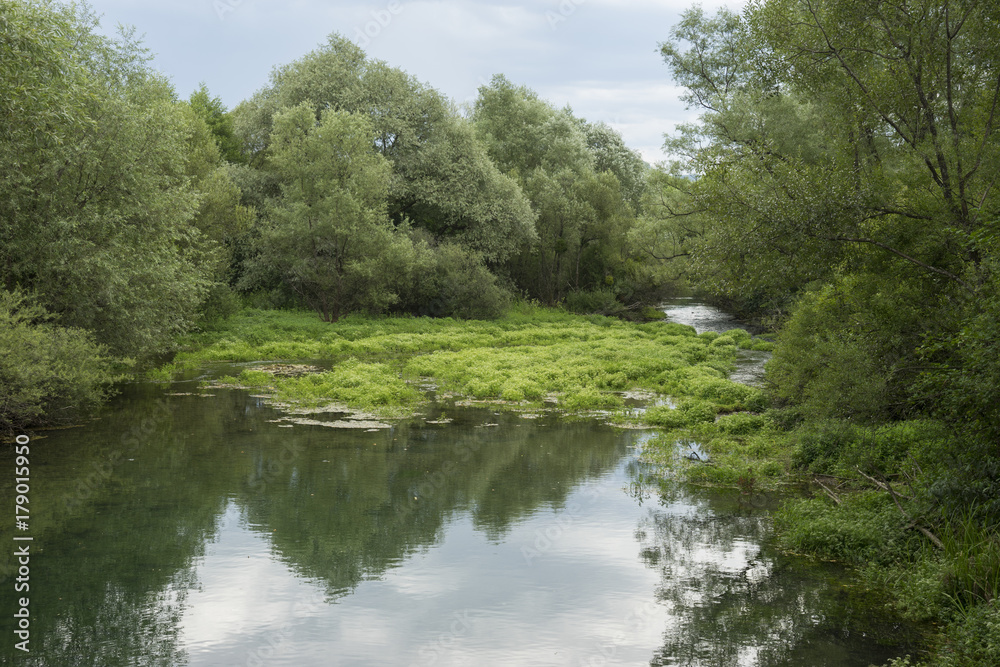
[[472, 75, 645, 305], [231, 36, 535, 264], [0, 0, 221, 360], [256, 104, 398, 322]]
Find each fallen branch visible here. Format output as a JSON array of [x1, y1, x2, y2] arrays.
[[857, 467, 943, 550], [856, 467, 914, 500], [908, 520, 946, 551], [814, 477, 842, 505]]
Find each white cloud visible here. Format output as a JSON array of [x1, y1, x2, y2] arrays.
[[82, 0, 743, 160]]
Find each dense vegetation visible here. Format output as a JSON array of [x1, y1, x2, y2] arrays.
[[160, 305, 766, 418], [653, 2, 1000, 664], [3, 0, 998, 663], [1, 0, 661, 430]]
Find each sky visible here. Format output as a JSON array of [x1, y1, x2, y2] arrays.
[[83, 0, 744, 164]]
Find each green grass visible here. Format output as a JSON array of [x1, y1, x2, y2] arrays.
[[215, 359, 421, 416], [165, 306, 761, 418]]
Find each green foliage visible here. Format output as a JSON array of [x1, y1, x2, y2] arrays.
[[766, 275, 939, 422], [582, 120, 648, 213], [563, 288, 623, 316], [0, 0, 215, 359], [472, 75, 649, 306], [775, 492, 909, 565], [399, 242, 510, 320], [652, 3, 1000, 657], [0, 290, 117, 430], [169, 307, 747, 415], [219, 360, 420, 415], [929, 602, 1000, 667], [645, 400, 717, 429], [188, 83, 245, 163], [232, 38, 536, 264], [252, 104, 396, 322], [790, 420, 862, 474]]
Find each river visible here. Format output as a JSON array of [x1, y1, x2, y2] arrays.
[[0, 304, 919, 666]]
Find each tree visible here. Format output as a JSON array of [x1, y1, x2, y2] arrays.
[[624, 169, 702, 294], [660, 0, 1000, 502], [189, 83, 245, 164], [662, 2, 1000, 308], [0, 0, 216, 359], [473, 76, 646, 305], [0, 289, 116, 431], [254, 104, 397, 322], [231, 37, 535, 264], [581, 120, 648, 213]]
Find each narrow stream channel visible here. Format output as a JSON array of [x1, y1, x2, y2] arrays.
[[0, 305, 920, 666], [661, 296, 771, 387]]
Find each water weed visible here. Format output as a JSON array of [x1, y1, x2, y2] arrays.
[[167, 306, 755, 418]]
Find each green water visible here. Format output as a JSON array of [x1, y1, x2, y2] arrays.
[[1, 379, 920, 666]]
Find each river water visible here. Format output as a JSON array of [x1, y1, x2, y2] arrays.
[[0, 307, 919, 666], [660, 297, 771, 386]]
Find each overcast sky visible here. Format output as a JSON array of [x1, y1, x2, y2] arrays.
[[83, 0, 744, 164]]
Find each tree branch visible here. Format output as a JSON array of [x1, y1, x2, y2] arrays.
[[825, 235, 973, 291]]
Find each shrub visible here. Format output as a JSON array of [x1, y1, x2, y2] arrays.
[[404, 242, 509, 320], [716, 412, 769, 436], [790, 419, 861, 473], [0, 289, 118, 430], [645, 399, 718, 428], [775, 492, 906, 564], [563, 288, 622, 315]]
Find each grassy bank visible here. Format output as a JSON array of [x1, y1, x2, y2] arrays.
[[645, 406, 999, 666]]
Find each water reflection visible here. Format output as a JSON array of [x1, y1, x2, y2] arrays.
[[0, 386, 916, 665]]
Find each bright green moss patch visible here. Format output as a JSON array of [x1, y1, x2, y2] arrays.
[[211, 360, 420, 417], [167, 307, 759, 416]]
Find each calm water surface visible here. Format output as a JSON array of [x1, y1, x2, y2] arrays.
[[2, 353, 918, 665]]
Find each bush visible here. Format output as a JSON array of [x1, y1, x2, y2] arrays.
[[716, 412, 769, 436], [430, 244, 509, 319], [401, 242, 509, 320], [775, 491, 908, 565], [645, 399, 718, 428], [197, 283, 243, 326], [0, 289, 118, 430], [766, 276, 931, 422], [790, 419, 861, 473], [563, 288, 623, 316]]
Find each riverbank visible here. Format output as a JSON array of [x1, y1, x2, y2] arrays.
[[156, 305, 995, 666], [645, 391, 998, 666]]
